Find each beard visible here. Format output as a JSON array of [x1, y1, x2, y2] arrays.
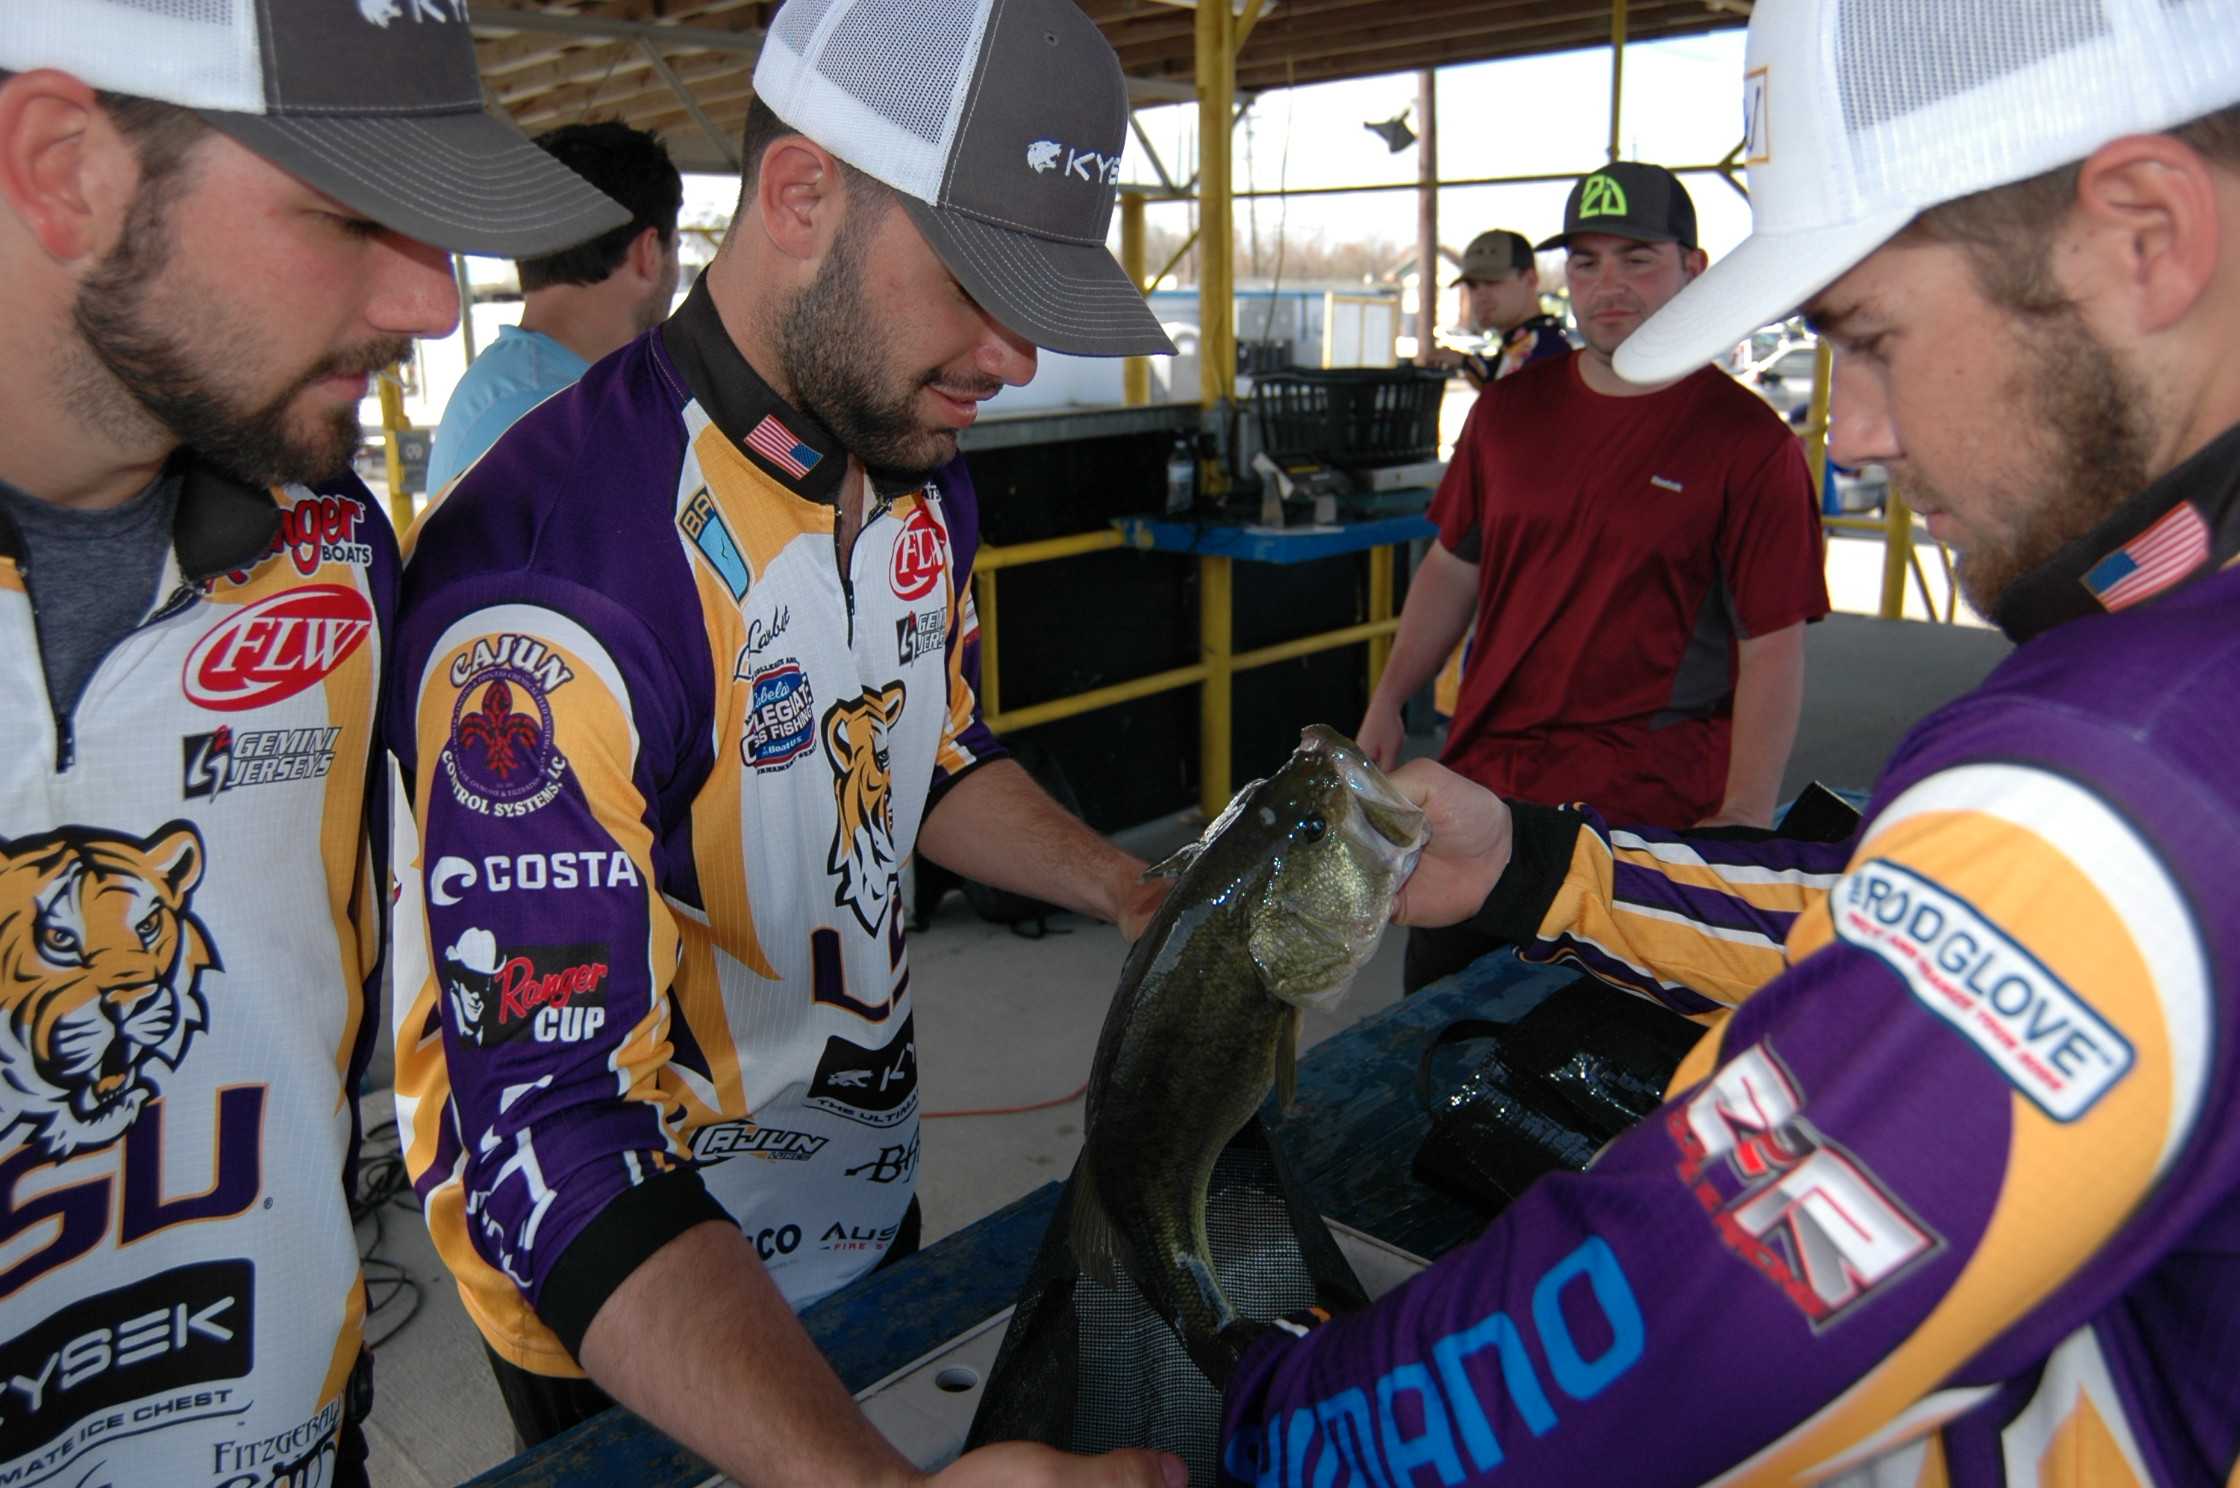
[[775, 200, 996, 486], [69, 171, 409, 488], [1899, 304, 2154, 617]]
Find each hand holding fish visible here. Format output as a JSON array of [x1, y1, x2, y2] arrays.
[[1385, 759, 1511, 928]]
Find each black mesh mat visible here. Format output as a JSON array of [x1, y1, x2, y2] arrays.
[[966, 1116, 1366, 1484]]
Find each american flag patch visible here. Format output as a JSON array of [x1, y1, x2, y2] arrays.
[[745, 413, 822, 480], [2080, 502, 2210, 612]]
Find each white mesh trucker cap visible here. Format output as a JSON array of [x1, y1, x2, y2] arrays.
[[0, 0, 630, 259], [1615, 0, 2240, 385], [753, 0, 1176, 358]]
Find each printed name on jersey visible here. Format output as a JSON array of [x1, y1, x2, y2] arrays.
[[428, 850, 642, 907], [1833, 859, 2135, 1121], [181, 726, 340, 801], [679, 487, 750, 602], [742, 604, 793, 657], [0, 1261, 250, 1476], [889, 504, 948, 602], [210, 1395, 342, 1486], [738, 657, 817, 772], [824, 683, 907, 935], [1221, 1237, 1644, 1487], [689, 1121, 830, 1164], [182, 585, 374, 712], [805, 1015, 918, 1128], [844, 1133, 919, 1185], [440, 635, 574, 819], [1670, 1042, 1938, 1327], [895, 607, 944, 666], [442, 928, 611, 1047]]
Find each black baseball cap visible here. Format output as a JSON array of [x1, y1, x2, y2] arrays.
[[1536, 162, 1699, 253], [753, 0, 1175, 359], [1451, 230, 1534, 285], [0, 0, 630, 259]]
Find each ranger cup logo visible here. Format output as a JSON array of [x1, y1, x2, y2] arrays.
[[823, 683, 907, 935], [440, 635, 574, 819]]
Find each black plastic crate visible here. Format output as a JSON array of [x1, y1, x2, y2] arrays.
[[1252, 367, 1447, 467]]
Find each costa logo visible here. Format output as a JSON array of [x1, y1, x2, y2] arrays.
[[182, 585, 374, 712], [889, 504, 947, 602]]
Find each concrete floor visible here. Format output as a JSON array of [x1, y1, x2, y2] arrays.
[[358, 554, 2013, 1486]]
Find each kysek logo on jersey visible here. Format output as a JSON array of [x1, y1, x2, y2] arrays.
[[442, 928, 610, 1047], [823, 682, 907, 935], [440, 635, 574, 819], [182, 585, 374, 712], [182, 726, 341, 800], [1670, 1042, 1938, 1327], [889, 503, 948, 602]]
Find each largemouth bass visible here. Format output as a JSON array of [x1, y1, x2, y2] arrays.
[[1069, 724, 1427, 1384]]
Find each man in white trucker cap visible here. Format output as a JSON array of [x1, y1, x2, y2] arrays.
[[388, 0, 1184, 1483], [0, 4, 624, 1487], [1216, 3, 2240, 1485]]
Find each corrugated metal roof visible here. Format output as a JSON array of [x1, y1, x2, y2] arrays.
[[468, 0, 1747, 175]]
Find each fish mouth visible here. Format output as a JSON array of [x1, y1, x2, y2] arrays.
[[1300, 725, 1428, 857]]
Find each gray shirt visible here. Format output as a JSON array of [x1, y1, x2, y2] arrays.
[[0, 471, 179, 719]]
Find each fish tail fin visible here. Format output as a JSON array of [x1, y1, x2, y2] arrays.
[[1068, 1152, 1129, 1290]]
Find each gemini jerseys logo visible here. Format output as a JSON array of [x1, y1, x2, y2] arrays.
[[441, 634, 574, 820], [1670, 1042, 1937, 1327], [1578, 171, 1629, 219], [182, 726, 340, 800], [823, 682, 907, 935]]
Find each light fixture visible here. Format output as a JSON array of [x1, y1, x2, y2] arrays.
[[1364, 111, 1415, 153]]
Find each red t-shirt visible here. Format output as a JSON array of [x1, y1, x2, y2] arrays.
[[1430, 352, 1828, 825]]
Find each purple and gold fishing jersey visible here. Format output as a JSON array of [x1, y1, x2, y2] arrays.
[[1222, 422, 2240, 1485], [388, 278, 1004, 1378], [0, 467, 394, 1488]]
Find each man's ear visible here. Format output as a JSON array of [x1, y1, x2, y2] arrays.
[[625, 223, 665, 283], [753, 134, 847, 264], [1680, 246, 1710, 279], [0, 70, 134, 263], [2067, 132, 2222, 337]]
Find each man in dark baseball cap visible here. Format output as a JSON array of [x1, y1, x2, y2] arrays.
[[1536, 159, 1700, 254], [1424, 229, 1570, 391]]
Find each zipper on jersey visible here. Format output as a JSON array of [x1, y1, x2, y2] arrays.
[[19, 556, 200, 773]]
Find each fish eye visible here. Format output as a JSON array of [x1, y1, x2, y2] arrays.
[[1299, 813, 1327, 842]]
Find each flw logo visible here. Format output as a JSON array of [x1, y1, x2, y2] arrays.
[[183, 586, 374, 712]]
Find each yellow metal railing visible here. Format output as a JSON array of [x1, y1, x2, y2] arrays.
[[973, 530, 1409, 819]]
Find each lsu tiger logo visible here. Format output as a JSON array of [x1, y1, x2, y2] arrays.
[[823, 683, 907, 934], [0, 823, 217, 1161]]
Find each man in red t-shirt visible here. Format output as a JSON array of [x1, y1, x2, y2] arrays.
[[1359, 162, 1828, 991]]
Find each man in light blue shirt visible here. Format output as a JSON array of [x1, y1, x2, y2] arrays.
[[428, 123, 684, 493]]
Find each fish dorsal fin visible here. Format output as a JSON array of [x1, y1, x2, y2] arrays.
[[1276, 1004, 1301, 1115], [1141, 843, 1199, 880]]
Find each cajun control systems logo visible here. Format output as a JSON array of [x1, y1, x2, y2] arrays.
[[439, 635, 574, 819], [823, 683, 907, 935], [182, 725, 341, 801]]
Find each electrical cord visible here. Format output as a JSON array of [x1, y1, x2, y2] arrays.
[[924, 1077, 1092, 1121], [352, 1117, 427, 1351]]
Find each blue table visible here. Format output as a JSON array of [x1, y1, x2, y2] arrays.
[[1110, 511, 1437, 565], [468, 953, 1583, 1486]]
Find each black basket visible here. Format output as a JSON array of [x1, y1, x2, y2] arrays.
[[1251, 367, 1447, 468]]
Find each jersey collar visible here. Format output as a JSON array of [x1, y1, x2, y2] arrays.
[[1994, 418, 2240, 642], [0, 454, 280, 584], [662, 275, 846, 507]]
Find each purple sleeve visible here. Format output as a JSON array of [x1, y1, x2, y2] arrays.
[[925, 456, 1009, 807]]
